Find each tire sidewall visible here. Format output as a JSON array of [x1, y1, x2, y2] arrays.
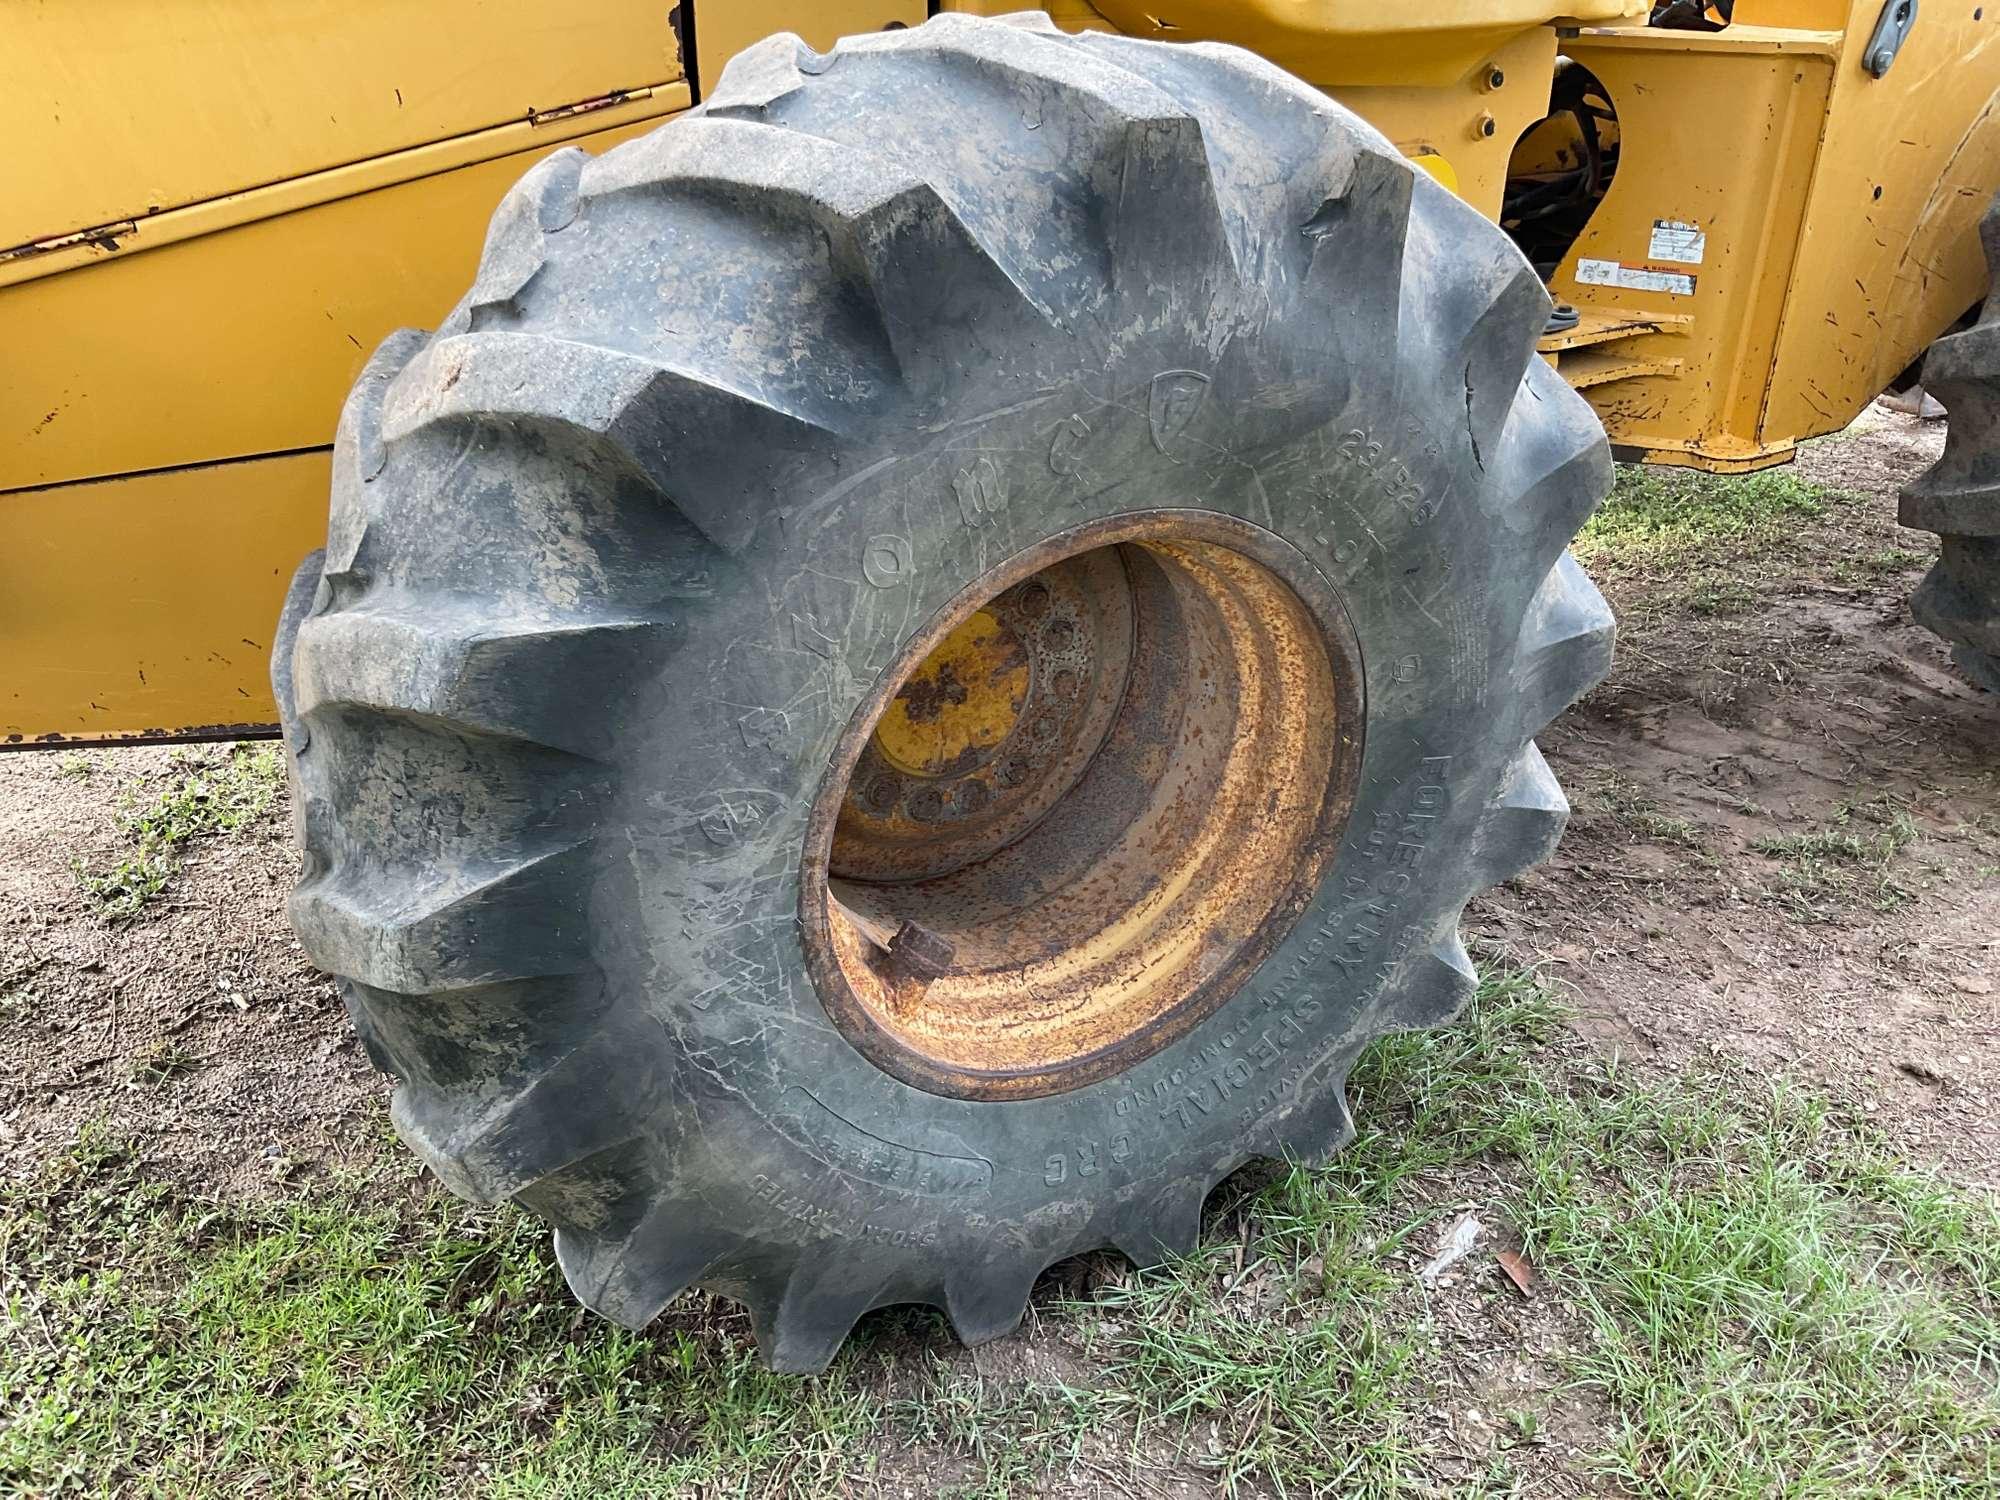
[[609, 337, 1530, 1254]]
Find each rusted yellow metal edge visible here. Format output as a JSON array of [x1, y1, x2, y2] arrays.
[[0, 83, 689, 292], [1568, 23, 1843, 57]]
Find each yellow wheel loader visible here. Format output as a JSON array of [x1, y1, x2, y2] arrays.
[[4, 2, 1994, 1368]]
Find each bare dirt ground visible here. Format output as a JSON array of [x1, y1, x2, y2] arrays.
[[1479, 410, 2000, 1184], [0, 749, 386, 1201]]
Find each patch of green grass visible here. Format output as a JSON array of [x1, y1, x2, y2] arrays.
[[129, 1042, 203, 1086], [1753, 803, 1921, 919], [1831, 546, 1928, 586], [1683, 575, 1760, 617], [55, 753, 94, 781], [1, 1134, 884, 1498], [1240, 974, 2000, 1498], [5, 976, 1995, 1497], [1576, 466, 1854, 574], [1592, 772, 1707, 851], [72, 743, 284, 920]]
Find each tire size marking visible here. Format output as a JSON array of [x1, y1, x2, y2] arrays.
[[1327, 422, 1442, 527]]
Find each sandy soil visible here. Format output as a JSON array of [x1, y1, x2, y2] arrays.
[[0, 746, 386, 1199]]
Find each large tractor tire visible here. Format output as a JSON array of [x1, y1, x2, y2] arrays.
[[273, 13, 1613, 1371], [1904, 195, 2000, 692]]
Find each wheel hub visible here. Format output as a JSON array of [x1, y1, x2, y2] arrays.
[[803, 513, 1365, 1100]]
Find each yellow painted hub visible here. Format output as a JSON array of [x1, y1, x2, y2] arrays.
[[871, 608, 1029, 777]]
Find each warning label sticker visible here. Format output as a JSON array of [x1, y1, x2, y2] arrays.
[[1576, 258, 1697, 297], [1647, 219, 1706, 264]]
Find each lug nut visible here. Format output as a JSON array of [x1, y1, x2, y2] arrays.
[[880, 919, 956, 987]]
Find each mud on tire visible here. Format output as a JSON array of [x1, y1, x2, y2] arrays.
[[273, 12, 1614, 1371]]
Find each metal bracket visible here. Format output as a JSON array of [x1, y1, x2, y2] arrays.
[[1863, 0, 1918, 77]]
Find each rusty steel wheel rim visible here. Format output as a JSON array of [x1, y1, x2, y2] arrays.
[[801, 511, 1366, 1100]]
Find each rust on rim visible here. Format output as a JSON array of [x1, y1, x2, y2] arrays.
[[801, 511, 1366, 1100]]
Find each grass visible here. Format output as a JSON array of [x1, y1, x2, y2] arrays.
[[71, 744, 284, 919], [1575, 467, 1868, 627], [1753, 802, 1922, 919], [1576, 466, 1855, 573], [129, 1041, 204, 1085], [1831, 546, 1929, 586], [5, 974, 1996, 1497], [1593, 771, 1708, 851]]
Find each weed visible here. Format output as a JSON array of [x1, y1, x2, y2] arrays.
[[72, 744, 284, 920], [1685, 574, 1759, 617], [130, 1043, 203, 1085], [1577, 466, 1855, 575], [1831, 546, 1928, 585], [0, 956, 47, 1015], [1592, 772, 1707, 851], [1754, 805, 1920, 918], [56, 753, 94, 781]]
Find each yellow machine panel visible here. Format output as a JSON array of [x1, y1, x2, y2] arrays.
[[0, 0, 680, 251], [696, 1, 931, 96], [5, 457, 331, 742], [3, 113, 676, 494], [944, 0, 1641, 216], [2, 5, 686, 745], [1548, 1, 2000, 468], [962, 0, 1642, 85]]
